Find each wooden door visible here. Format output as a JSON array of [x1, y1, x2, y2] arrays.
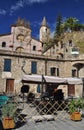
[[68, 84, 75, 96], [6, 79, 14, 93]]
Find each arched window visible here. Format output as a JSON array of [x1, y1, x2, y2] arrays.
[[2, 42, 6, 47], [33, 45, 36, 51], [69, 40, 72, 46], [16, 47, 24, 52]]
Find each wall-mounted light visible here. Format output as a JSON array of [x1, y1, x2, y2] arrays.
[[22, 60, 26, 67], [21, 59, 26, 73], [21, 59, 31, 75]]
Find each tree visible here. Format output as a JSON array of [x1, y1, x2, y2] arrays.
[[54, 14, 63, 38], [62, 17, 82, 32]]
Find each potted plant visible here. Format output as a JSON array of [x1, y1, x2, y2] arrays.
[[68, 98, 84, 121], [1, 101, 17, 129]]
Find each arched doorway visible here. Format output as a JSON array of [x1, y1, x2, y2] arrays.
[[21, 85, 29, 93], [73, 63, 84, 77]]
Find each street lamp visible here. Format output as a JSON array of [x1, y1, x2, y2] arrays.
[[21, 59, 31, 75], [21, 59, 26, 73]]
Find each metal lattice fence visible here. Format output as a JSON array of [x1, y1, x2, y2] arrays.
[[15, 96, 70, 123], [1, 94, 84, 130]]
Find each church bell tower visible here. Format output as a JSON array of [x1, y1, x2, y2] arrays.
[[39, 17, 50, 43]]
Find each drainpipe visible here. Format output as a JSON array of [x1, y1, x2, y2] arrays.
[[45, 59, 47, 75], [82, 78, 84, 98]]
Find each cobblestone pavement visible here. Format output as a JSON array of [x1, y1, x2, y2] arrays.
[[1, 97, 84, 130], [13, 117, 84, 130], [12, 100, 84, 130]]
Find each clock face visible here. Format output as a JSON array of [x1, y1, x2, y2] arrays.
[[17, 34, 24, 42]]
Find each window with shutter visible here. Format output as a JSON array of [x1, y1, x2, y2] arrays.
[[31, 61, 37, 74], [4, 59, 11, 72]]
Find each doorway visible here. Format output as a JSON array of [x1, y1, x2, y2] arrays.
[[6, 79, 14, 93], [68, 84, 75, 96]]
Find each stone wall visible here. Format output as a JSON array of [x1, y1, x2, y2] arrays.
[[0, 49, 83, 97]]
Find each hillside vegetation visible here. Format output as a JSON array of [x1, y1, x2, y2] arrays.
[[63, 31, 84, 53]]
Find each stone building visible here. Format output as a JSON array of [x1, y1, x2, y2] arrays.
[[0, 17, 84, 98]]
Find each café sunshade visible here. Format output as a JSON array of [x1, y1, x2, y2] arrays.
[[22, 74, 82, 85]]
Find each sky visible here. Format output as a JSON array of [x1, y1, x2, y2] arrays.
[[0, 0, 84, 39]]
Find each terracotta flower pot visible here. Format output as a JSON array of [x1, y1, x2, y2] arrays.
[[70, 112, 82, 121], [2, 117, 15, 129]]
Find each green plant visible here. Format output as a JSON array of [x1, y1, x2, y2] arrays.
[[68, 98, 84, 114], [1, 101, 17, 118]]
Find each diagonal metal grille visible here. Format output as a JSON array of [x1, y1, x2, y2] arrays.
[[2, 95, 84, 130], [15, 96, 70, 123]]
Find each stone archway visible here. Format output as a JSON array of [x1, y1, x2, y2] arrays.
[[73, 63, 84, 69], [21, 85, 30, 93], [73, 63, 84, 97], [21, 85, 30, 100], [73, 63, 84, 77]]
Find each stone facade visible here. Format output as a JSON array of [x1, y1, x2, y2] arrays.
[[0, 17, 84, 98]]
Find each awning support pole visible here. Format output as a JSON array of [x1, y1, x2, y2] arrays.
[[41, 75, 44, 94], [82, 78, 84, 98]]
